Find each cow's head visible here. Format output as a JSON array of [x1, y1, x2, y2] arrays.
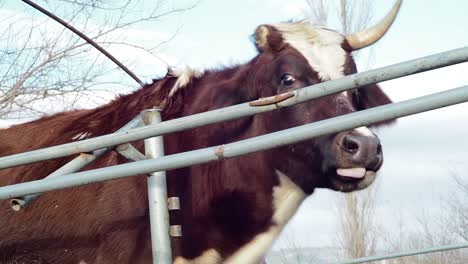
[[247, 1, 401, 193]]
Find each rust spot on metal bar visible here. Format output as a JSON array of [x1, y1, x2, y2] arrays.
[[214, 145, 225, 159], [249, 92, 294, 107]]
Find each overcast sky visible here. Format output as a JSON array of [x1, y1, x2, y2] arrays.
[[2, 0, 468, 254]]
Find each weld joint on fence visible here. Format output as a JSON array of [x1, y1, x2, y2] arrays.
[[214, 145, 225, 160]]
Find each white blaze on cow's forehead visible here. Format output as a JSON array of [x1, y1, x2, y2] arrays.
[[273, 23, 347, 82], [354, 126, 374, 137], [169, 67, 204, 97]]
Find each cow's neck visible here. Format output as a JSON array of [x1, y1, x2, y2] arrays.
[[160, 64, 306, 262], [223, 170, 306, 264], [172, 170, 306, 264]]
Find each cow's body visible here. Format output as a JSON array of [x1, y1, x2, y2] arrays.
[[0, 2, 401, 263]]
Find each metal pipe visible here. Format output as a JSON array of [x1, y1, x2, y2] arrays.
[[0, 47, 467, 170], [10, 153, 97, 211], [9, 115, 143, 210], [116, 143, 146, 161], [143, 109, 172, 264], [1, 84, 468, 199], [337, 243, 468, 264]]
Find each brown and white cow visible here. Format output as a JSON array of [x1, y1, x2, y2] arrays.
[[0, 1, 400, 263]]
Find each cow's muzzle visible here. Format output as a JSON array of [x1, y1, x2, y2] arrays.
[[327, 128, 383, 192]]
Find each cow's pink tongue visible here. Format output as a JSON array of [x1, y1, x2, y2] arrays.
[[336, 168, 366, 178]]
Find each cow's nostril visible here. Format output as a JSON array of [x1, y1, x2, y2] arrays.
[[377, 144, 382, 156], [342, 136, 359, 154]]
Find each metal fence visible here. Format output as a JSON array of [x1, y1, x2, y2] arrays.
[[1, 47, 468, 263]]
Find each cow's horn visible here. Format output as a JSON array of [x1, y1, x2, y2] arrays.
[[345, 0, 402, 51]]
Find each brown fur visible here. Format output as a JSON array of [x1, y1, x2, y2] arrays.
[[0, 23, 393, 263]]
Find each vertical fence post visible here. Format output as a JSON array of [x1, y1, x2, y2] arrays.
[[143, 109, 172, 264]]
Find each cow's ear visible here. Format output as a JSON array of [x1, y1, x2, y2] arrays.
[[358, 84, 396, 126], [253, 25, 284, 52]]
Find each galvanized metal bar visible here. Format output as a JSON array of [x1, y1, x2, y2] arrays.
[[116, 143, 146, 161], [337, 243, 468, 264], [1, 47, 468, 169], [10, 152, 97, 211], [9, 115, 144, 210], [143, 109, 172, 264], [0, 84, 468, 199]]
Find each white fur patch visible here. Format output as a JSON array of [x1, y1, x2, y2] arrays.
[[354, 126, 374, 137], [71, 132, 91, 141], [173, 249, 222, 264], [274, 23, 346, 81], [224, 171, 306, 264], [271, 170, 307, 225], [169, 67, 204, 97]]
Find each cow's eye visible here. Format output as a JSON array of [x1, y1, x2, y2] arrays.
[[281, 73, 296, 86]]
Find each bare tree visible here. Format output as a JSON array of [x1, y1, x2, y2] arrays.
[[447, 171, 468, 242], [373, 169, 468, 264], [0, 0, 196, 119], [337, 0, 374, 35], [304, 0, 373, 35], [303, 0, 329, 26], [335, 184, 380, 259], [382, 209, 467, 264], [304, 0, 374, 63]]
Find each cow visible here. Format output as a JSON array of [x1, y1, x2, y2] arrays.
[[0, 1, 400, 263]]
